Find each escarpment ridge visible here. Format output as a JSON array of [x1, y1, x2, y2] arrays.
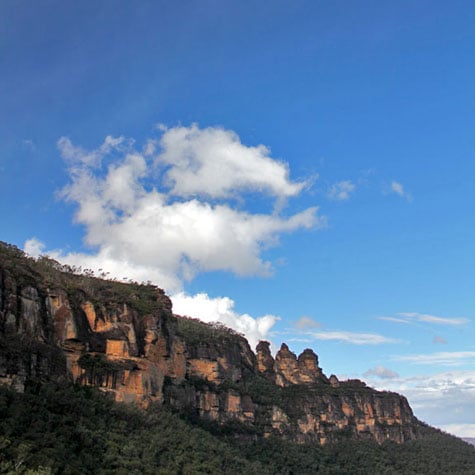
[[0, 241, 419, 445]]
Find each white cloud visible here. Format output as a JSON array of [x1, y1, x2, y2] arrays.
[[47, 246, 183, 291], [143, 139, 157, 156], [380, 312, 470, 326], [390, 181, 404, 195], [24, 237, 45, 258], [310, 330, 399, 345], [366, 370, 475, 437], [378, 316, 413, 324], [171, 292, 278, 350], [53, 190, 319, 290], [440, 424, 475, 439], [30, 124, 323, 346], [327, 180, 355, 201], [157, 123, 308, 201], [363, 365, 399, 379], [53, 125, 323, 291], [394, 351, 475, 366], [388, 180, 412, 201], [399, 312, 469, 325], [57, 135, 127, 168]]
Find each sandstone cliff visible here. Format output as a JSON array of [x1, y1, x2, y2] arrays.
[[0, 242, 418, 445]]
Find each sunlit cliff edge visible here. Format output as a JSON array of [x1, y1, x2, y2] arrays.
[[0, 241, 422, 445]]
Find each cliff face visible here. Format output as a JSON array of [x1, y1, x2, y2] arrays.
[[0, 243, 418, 445]]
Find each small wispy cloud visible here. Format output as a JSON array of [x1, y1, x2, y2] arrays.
[[404, 312, 469, 326], [387, 180, 412, 201], [327, 180, 355, 201], [394, 351, 475, 366], [379, 312, 470, 326], [363, 365, 399, 379], [378, 316, 413, 324], [310, 330, 399, 345], [287, 337, 312, 343], [22, 139, 36, 151], [294, 316, 321, 329]]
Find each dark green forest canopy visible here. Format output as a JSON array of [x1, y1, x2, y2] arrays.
[[0, 382, 474, 475]]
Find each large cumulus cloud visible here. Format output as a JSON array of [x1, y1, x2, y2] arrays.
[[27, 124, 324, 346]]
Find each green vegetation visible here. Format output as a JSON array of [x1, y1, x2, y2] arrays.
[[0, 335, 67, 385], [0, 382, 474, 475], [173, 315, 244, 346], [226, 428, 475, 474], [235, 372, 281, 405], [0, 382, 266, 475], [0, 241, 167, 316]]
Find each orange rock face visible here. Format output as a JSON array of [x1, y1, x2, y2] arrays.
[[46, 290, 79, 343], [188, 359, 220, 383], [106, 339, 129, 357], [297, 349, 322, 382], [256, 340, 274, 376], [0, 249, 420, 446], [274, 343, 300, 386]]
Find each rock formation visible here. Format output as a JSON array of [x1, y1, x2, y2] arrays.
[[256, 342, 328, 386], [0, 242, 419, 445]]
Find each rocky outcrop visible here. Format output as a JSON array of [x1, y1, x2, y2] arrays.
[[256, 340, 274, 377], [0, 242, 420, 445], [255, 342, 328, 386]]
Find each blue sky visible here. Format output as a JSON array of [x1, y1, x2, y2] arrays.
[[1, 1, 475, 437]]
